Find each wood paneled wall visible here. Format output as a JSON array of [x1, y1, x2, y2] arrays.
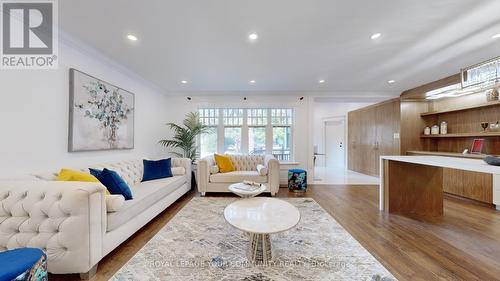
[[348, 98, 400, 176], [400, 74, 500, 155]]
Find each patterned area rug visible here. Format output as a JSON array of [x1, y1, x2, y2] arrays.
[[112, 198, 396, 281]]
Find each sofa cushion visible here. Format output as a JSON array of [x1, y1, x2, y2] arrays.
[[97, 169, 133, 200], [106, 176, 186, 231], [142, 158, 173, 182], [209, 171, 267, 183]]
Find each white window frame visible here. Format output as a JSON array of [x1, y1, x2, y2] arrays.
[[198, 107, 294, 160]]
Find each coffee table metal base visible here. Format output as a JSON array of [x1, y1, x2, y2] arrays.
[[247, 233, 272, 264]]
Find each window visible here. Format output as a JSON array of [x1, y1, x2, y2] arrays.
[[272, 109, 293, 161], [223, 109, 243, 154], [198, 108, 294, 160], [199, 109, 218, 158], [248, 109, 267, 155]]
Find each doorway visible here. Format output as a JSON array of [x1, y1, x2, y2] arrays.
[[324, 118, 345, 168]]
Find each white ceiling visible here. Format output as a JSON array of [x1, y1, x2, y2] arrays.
[[59, 0, 500, 96]]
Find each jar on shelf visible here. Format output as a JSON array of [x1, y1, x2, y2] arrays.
[[440, 121, 448, 134], [431, 125, 440, 135], [423, 127, 431, 135]]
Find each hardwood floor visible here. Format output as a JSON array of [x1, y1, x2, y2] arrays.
[[50, 185, 500, 281]]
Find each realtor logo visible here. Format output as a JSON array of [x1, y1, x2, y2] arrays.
[[1, 0, 58, 69]]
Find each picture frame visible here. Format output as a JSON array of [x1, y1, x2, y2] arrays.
[[68, 68, 135, 152], [470, 139, 484, 154]]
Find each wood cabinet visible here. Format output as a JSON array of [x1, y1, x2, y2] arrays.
[[348, 99, 401, 176]]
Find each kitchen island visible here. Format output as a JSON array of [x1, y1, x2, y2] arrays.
[[379, 155, 500, 217]]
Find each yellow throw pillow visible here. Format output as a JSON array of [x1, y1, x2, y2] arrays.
[[56, 168, 110, 195], [214, 154, 235, 173]]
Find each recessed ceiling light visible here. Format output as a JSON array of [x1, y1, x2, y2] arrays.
[[387, 80, 396, 84], [370, 33, 382, 40], [127, 34, 138, 41], [318, 79, 325, 84], [181, 80, 188, 84], [492, 33, 500, 39], [249, 80, 256, 84], [248, 33, 258, 41]]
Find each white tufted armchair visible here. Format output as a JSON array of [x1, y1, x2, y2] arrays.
[[197, 154, 280, 196]]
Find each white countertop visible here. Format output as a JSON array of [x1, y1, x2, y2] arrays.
[[380, 155, 500, 175], [224, 197, 300, 234]]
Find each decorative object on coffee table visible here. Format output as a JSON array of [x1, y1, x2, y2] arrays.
[[229, 182, 267, 198], [288, 169, 307, 192], [224, 197, 300, 264]]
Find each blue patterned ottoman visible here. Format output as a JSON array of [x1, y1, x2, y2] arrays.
[[288, 169, 307, 192], [0, 248, 47, 281]]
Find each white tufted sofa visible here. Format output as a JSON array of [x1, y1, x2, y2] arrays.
[[0, 158, 191, 278], [197, 154, 280, 196]]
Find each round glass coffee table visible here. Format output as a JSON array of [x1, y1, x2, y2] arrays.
[[224, 197, 300, 264], [228, 182, 267, 198]]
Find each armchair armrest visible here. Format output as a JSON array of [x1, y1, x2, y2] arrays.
[[0, 180, 106, 274], [264, 155, 280, 196], [196, 158, 211, 194]]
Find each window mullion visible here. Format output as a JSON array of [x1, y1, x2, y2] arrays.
[[217, 108, 224, 154], [242, 109, 249, 154], [266, 109, 273, 155]]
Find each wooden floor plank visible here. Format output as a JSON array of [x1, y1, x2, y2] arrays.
[[50, 185, 500, 281]]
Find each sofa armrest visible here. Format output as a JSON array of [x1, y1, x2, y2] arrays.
[[196, 158, 211, 193], [0, 180, 106, 274], [171, 158, 192, 188], [264, 155, 280, 195]]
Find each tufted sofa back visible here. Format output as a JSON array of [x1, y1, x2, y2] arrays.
[[228, 155, 265, 171], [30, 160, 145, 187]]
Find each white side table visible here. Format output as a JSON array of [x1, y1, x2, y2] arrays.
[[224, 197, 300, 264], [228, 182, 267, 198]]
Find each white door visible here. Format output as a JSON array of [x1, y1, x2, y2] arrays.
[[325, 119, 345, 168]]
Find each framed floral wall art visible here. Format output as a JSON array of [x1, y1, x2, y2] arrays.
[[69, 69, 134, 151]]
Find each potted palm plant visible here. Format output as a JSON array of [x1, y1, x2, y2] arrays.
[[159, 112, 212, 185]]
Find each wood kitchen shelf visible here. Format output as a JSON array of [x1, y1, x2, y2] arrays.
[[420, 100, 500, 116], [420, 132, 500, 138], [406, 150, 496, 159]]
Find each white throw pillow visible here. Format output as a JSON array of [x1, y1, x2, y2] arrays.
[[106, 195, 125, 213], [256, 164, 268, 176], [209, 165, 219, 174], [171, 167, 186, 176]]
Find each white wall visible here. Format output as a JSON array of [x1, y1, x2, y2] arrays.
[[312, 100, 377, 167], [162, 95, 314, 184], [0, 36, 170, 178]]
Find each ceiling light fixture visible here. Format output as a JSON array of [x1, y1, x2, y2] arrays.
[[249, 80, 256, 84], [248, 33, 258, 40], [492, 33, 500, 39], [181, 80, 188, 84], [387, 80, 396, 84], [370, 33, 382, 40], [127, 34, 138, 41], [318, 79, 325, 84]]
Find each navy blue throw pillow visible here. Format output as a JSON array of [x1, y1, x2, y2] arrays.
[[98, 168, 133, 200], [142, 158, 173, 182], [89, 168, 102, 178]]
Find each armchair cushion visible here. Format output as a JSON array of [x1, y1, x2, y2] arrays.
[[214, 154, 235, 173], [256, 164, 268, 176], [209, 171, 267, 183]]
